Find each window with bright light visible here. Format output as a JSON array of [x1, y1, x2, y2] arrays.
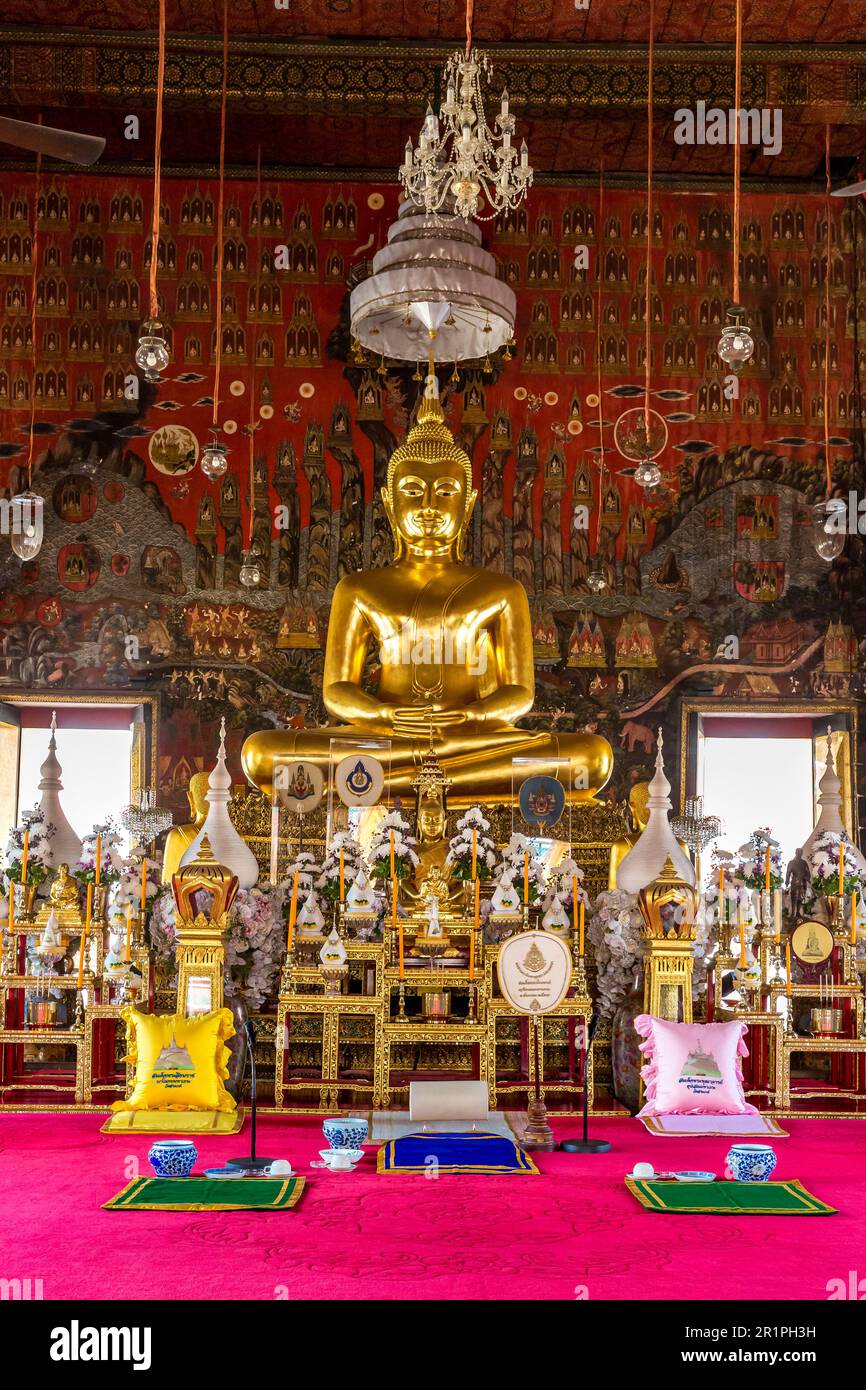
[[18, 726, 134, 854], [700, 735, 814, 866]]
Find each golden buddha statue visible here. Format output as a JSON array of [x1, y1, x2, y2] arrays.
[[243, 375, 613, 805], [404, 741, 463, 914], [49, 863, 81, 910], [161, 771, 210, 884]]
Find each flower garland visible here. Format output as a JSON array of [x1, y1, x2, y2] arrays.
[[738, 828, 784, 891], [496, 833, 546, 904], [3, 806, 53, 889], [75, 820, 126, 888], [445, 807, 497, 881], [148, 881, 287, 1011], [367, 811, 418, 882], [807, 830, 865, 901], [587, 890, 645, 1017], [318, 833, 362, 902], [544, 855, 590, 911]]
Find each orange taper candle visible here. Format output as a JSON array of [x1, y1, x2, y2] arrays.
[[471, 827, 477, 880], [523, 850, 529, 906], [125, 903, 132, 962], [287, 870, 298, 951], [339, 847, 345, 904], [390, 830, 395, 879], [394, 878, 403, 978], [7, 879, 14, 936], [141, 857, 148, 915], [20, 829, 28, 884], [719, 868, 725, 924], [579, 898, 585, 958], [471, 876, 479, 979], [774, 888, 781, 944], [94, 834, 102, 885], [78, 883, 93, 988], [764, 844, 771, 892], [572, 875, 579, 938], [840, 843, 845, 894], [851, 892, 857, 947]]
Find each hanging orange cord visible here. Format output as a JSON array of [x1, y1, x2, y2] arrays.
[[148, 0, 167, 321], [595, 161, 605, 549], [644, 0, 654, 436], [27, 121, 42, 489], [823, 125, 834, 497], [247, 145, 264, 553], [465, 0, 474, 58], [732, 0, 743, 306], [212, 0, 229, 432]]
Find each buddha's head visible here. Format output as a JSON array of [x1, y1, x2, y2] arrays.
[[382, 375, 477, 560], [628, 780, 651, 833], [418, 790, 447, 845], [187, 771, 211, 825]]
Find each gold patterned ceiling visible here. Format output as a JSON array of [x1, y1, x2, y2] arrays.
[[0, 0, 865, 183]]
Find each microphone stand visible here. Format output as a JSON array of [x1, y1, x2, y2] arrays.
[[227, 1020, 275, 1173], [559, 1011, 611, 1153]]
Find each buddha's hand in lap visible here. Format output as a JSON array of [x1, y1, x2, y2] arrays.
[[393, 707, 466, 737]]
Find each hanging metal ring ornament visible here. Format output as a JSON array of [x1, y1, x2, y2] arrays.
[[614, 406, 668, 489], [811, 497, 847, 562]]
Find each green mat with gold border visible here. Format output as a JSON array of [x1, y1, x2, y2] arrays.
[[103, 1175, 305, 1212], [626, 1177, 836, 1215]]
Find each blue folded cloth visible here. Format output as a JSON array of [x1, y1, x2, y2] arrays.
[[377, 1129, 538, 1174]]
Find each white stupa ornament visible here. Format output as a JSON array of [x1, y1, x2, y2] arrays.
[[179, 719, 259, 889], [296, 889, 326, 937], [319, 926, 348, 968], [345, 866, 377, 918], [542, 892, 570, 935], [490, 870, 521, 919], [38, 712, 83, 868], [801, 732, 866, 871], [616, 730, 696, 893]]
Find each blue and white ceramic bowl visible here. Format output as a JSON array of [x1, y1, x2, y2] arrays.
[[322, 1117, 368, 1151], [147, 1139, 197, 1178], [726, 1143, 777, 1183]]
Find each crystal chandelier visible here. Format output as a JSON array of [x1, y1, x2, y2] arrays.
[[122, 787, 173, 848], [399, 48, 532, 221], [671, 797, 722, 857]]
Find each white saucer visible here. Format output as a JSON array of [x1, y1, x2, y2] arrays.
[[673, 1170, 716, 1183], [319, 1148, 364, 1165]]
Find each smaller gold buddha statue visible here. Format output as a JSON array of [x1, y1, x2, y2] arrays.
[[34, 862, 83, 933], [404, 743, 463, 915], [608, 782, 650, 891], [49, 863, 81, 910], [162, 771, 210, 884]]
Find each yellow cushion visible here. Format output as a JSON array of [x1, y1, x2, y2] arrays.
[[111, 1008, 237, 1114], [101, 1108, 244, 1135]]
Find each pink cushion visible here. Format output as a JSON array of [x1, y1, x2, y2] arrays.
[[634, 1015, 758, 1117]]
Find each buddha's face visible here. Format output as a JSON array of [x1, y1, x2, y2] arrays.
[[386, 457, 474, 558], [418, 797, 447, 843]]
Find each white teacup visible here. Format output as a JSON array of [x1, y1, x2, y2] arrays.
[[325, 1148, 355, 1170]]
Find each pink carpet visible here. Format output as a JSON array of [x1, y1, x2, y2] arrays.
[[0, 1113, 862, 1300]]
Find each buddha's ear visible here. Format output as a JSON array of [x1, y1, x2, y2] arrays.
[[381, 484, 405, 559], [455, 487, 478, 560]]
